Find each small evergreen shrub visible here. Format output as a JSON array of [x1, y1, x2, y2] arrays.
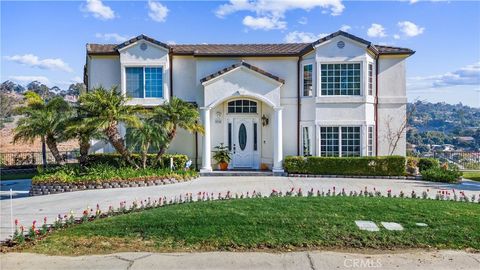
[[421, 167, 462, 183], [86, 153, 189, 169], [418, 158, 439, 172], [284, 156, 406, 176]]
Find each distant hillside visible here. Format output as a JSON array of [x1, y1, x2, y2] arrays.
[[407, 101, 480, 153]]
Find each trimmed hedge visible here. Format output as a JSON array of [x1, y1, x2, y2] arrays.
[[86, 153, 189, 169], [284, 156, 406, 176], [418, 158, 439, 172], [421, 167, 462, 183]]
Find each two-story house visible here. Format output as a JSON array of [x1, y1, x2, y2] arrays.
[[85, 31, 414, 172]]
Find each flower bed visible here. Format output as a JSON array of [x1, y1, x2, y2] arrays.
[[30, 164, 198, 196]]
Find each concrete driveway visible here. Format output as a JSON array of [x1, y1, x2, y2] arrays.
[[1, 250, 479, 270], [1, 176, 479, 241]]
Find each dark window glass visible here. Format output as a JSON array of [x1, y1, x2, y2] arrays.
[[227, 100, 257, 114], [228, 123, 232, 151], [239, 124, 247, 150], [253, 123, 257, 151]]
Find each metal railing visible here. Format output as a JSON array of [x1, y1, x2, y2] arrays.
[[0, 151, 79, 167], [432, 151, 480, 171]]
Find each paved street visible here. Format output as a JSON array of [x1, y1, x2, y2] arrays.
[[1, 176, 479, 241], [1, 250, 480, 270]]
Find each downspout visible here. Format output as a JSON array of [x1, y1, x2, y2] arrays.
[[375, 55, 379, 156], [297, 56, 301, 156]]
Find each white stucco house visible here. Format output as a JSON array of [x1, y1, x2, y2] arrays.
[[84, 31, 414, 173]]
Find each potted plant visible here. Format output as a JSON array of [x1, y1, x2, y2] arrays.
[[212, 143, 231, 170]]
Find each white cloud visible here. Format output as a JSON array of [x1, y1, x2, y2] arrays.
[[398, 21, 425, 37], [243, 16, 286, 30], [95, 33, 130, 42], [339, 24, 351, 32], [298, 16, 308, 25], [5, 54, 73, 72], [393, 34, 401, 40], [408, 62, 480, 90], [215, 0, 345, 30], [284, 31, 327, 43], [367, 23, 387, 38], [166, 40, 176, 45], [83, 0, 115, 20], [10, 76, 50, 85], [148, 0, 169, 22], [409, 0, 419, 4], [71, 76, 83, 83]]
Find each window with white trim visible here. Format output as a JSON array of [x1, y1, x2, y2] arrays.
[[368, 126, 374, 156], [368, 63, 373, 96], [320, 126, 361, 157], [303, 64, 313, 96], [227, 100, 257, 113], [126, 67, 163, 98], [302, 126, 311, 156], [320, 63, 361, 95]]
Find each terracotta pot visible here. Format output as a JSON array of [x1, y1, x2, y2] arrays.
[[218, 162, 229, 171]]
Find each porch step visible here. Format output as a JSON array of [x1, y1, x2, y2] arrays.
[[200, 170, 280, 177]]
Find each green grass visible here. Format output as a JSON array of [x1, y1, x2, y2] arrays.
[[23, 196, 480, 255], [463, 171, 480, 182], [1, 172, 37, 181]]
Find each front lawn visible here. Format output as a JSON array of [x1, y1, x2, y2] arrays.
[[23, 196, 480, 255], [463, 171, 480, 182]]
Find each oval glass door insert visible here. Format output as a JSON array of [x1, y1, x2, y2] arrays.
[[238, 124, 247, 150]]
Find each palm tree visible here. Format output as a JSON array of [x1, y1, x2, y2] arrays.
[[126, 118, 168, 169], [150, 97, 204, 164], [65, 113, 103, 167], [78, 86, 143, 167], [14, 92, 73, 164]]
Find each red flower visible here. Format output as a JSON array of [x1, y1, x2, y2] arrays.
[[14, 219, 18, 226], [43, 217, 47, 224]]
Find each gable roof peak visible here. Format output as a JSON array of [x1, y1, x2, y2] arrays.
[[115, 34, 170, 50]]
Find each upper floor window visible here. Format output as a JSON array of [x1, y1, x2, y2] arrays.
[[227, 100, 257, 113], [303, 64, 313, 96], [126, 67, 163, 98], [320, 63, 361, 96], [368, 63, 373, 96]]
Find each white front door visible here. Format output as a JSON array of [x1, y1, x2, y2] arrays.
[[232, 118, 254, 168]]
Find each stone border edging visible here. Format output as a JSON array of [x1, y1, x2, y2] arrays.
[[29, 176, 199, 196], [288, 174, 422, 180]]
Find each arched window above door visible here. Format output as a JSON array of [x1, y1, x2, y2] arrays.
[[227, 100, 257, 113]]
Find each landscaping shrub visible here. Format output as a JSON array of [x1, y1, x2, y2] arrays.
[[421, 167, 462, 183], [284, 156, 406, 176], [32, 163, 197, 184], [418, 158, 439, 172], [86, 153, 189, 169], [406, 156, 419, 176]]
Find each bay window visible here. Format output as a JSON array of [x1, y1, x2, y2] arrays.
[[125, 67, 163, 98], [368, 126, 374, 156], [368, 63, 373, 96], [302, 126, 312, 156], [320, 63, 361, 96]]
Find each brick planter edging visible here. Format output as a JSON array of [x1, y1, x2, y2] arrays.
[[288, 174, 422, 180], [29, 176, 199, 196]]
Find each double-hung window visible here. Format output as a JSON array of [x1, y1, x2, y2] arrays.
[[320, 63, 361, 95], [367, 126, 374, 156], [320, 126, 361, 157], [125, 67, 163, 98], [303, 64, 313, 96]]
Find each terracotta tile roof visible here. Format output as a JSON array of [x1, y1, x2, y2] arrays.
[[200, 62, 285, 84], [171, 43, 310, 56], [374, 45, 415, 55], [86, 31, 414, 56]]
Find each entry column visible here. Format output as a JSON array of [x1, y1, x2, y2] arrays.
[[200, 107, 212, 172], [272, 107, 284, 173]]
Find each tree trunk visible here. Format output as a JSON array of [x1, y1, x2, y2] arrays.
[[79, 135, 90, 168], [142, 142, 150, 169], [45, 134, 64, 165], [104, 123, 138, 168], [155, 127, 177, 166]]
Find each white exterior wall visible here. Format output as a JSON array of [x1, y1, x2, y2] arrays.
[[377, 56, 408, 156], [87, 36, 409, 165]]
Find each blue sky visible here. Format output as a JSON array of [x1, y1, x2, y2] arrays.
[[2, 0, 479, 107]]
